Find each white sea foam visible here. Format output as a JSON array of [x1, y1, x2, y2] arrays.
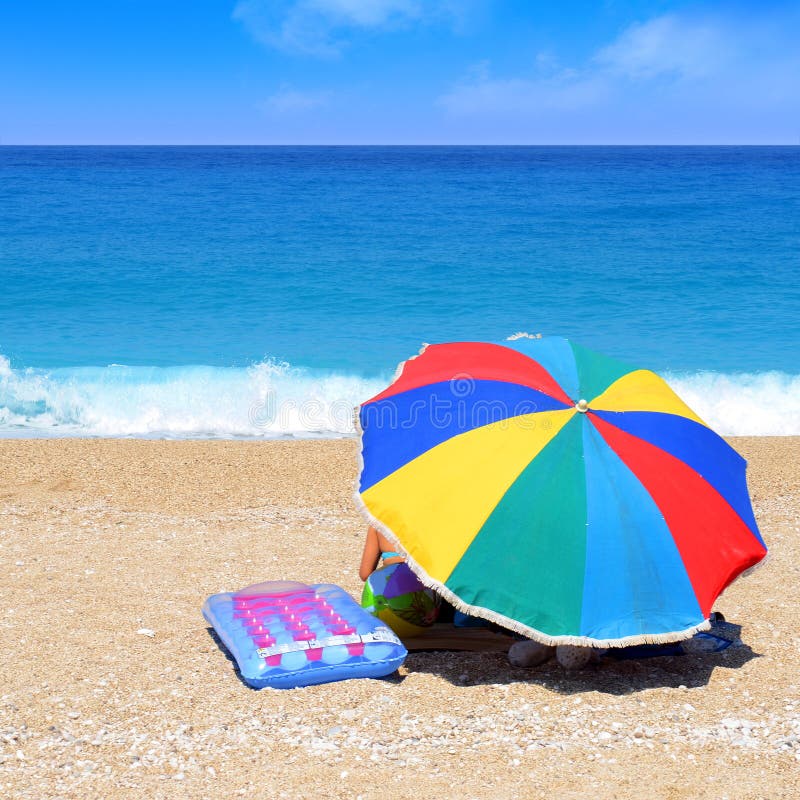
[[664, 370, 800, 436], [0, 354, 797, 437], [0, 355, 385, 438]]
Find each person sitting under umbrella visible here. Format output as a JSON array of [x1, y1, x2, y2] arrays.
[[359, 525, 502, 633], [358, 525, 404, 581]]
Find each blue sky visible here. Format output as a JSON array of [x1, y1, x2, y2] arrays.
[[2, 1, 798, 144]]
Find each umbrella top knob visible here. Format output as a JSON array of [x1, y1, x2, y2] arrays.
[[576, 399, 589, 413]]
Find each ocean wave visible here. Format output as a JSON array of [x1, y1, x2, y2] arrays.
[[663, 370, 799, 436], [0, 354, 797, 437], [0, 355, 386, 438]]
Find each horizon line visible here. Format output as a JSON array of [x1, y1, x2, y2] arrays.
[[2, 142, 799, 147]]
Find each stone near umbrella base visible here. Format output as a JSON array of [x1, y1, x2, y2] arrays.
[[508, 639, 556, 667], [556, 645, 593, 670], [508, 640, 595, 670]]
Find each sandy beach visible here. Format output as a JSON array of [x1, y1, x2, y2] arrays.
[[1, 436, 798, 799]]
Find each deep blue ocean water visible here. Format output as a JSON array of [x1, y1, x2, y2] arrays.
[[1, 146, 798, 437]]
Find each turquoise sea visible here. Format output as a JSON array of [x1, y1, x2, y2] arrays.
[[1, 146, 798, 437]]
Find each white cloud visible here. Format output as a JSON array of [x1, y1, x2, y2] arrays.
[[234, 0, 439, 57], [310, 0, 422, 27], [438, 10, 800, 142], [595, 14, 724, 80], [262, 86, 332, 113], [442, 60, 609, 115]]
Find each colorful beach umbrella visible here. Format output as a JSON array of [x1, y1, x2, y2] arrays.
[[356, 336, 767, 647]]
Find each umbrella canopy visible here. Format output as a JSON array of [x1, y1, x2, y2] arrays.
[[356, 336, 767, 647]]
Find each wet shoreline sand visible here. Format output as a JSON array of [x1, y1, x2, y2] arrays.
[[1, 437, 798, 799]]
